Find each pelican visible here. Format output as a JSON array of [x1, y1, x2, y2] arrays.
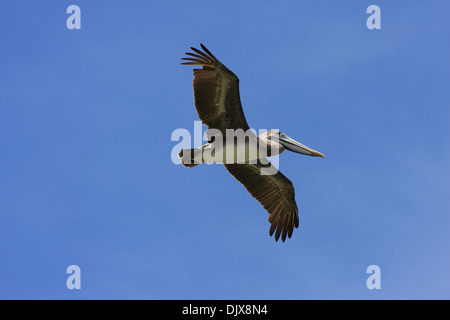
[[179, 44, 324, 242]]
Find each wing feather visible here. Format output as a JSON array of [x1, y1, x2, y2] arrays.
[[181, 44, 250, 133], [224, 161, 299, 242]]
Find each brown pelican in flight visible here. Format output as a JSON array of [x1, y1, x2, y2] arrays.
[[179, 44, 324, 242]]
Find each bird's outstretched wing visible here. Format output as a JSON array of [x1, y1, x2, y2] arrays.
[[181, 44, 250, 134], [225, 160, 299, 242]]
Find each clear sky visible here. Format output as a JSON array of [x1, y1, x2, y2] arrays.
[[0, 1, 449, 299]]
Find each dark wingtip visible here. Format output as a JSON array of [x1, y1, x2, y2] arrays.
[[199, 43, 218, 61], [274, 228, 281, 242], [200, 43, 209, 53]]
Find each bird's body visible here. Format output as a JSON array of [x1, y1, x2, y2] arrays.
[[179, 44, 324, 242], [179, 129, 285, 165]]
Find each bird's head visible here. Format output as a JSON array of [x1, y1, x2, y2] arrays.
[[262, 129, 325, 158]]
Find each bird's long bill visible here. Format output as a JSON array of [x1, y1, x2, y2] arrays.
[[279, 134, 325, 158]]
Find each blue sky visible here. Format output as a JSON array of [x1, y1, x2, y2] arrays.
[[0, 1, 449, 299]]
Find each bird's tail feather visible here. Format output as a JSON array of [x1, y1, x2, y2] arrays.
[[178, 148, 202, 168]]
